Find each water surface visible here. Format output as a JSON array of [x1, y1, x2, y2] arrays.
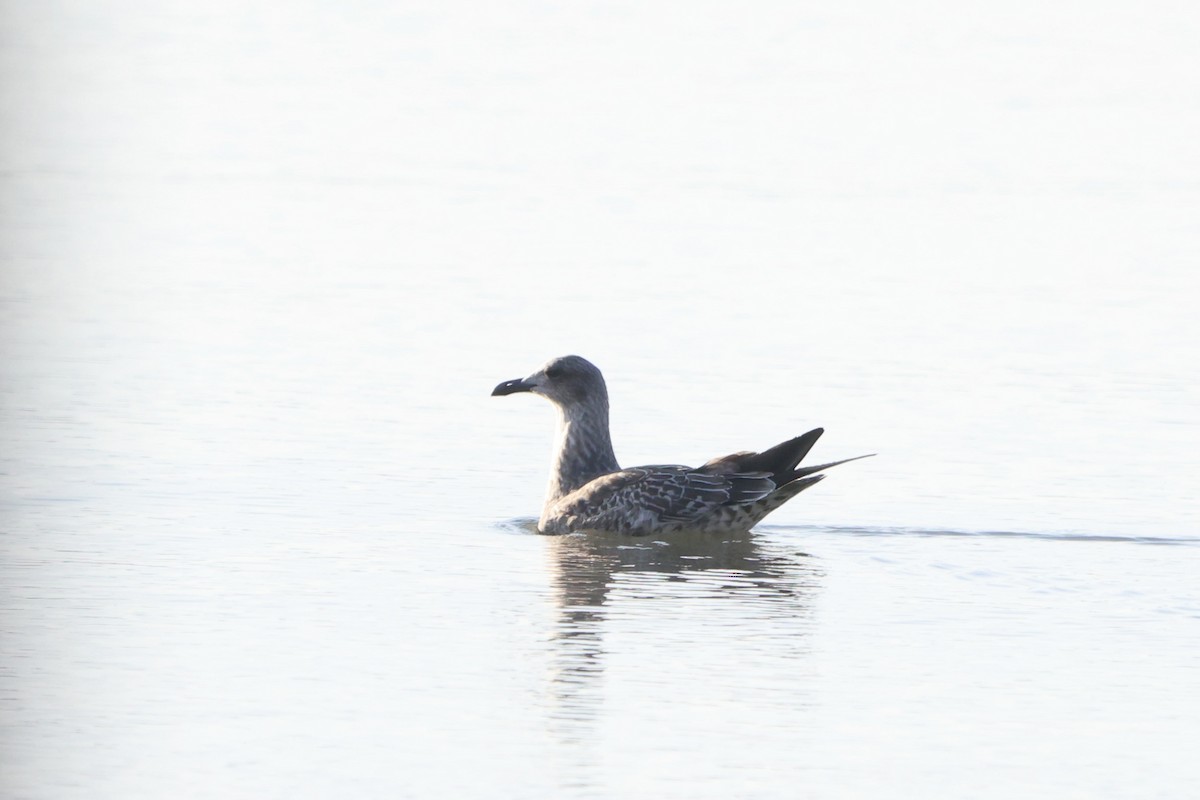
[[3, 2, 1198, 798]]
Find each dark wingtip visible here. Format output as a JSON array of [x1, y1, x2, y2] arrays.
[[785, 453, 876, 482]]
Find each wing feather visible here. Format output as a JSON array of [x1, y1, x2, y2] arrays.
[[549, 465, 779, 530]]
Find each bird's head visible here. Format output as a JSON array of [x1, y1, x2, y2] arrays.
[[491, 355, 607, 408]]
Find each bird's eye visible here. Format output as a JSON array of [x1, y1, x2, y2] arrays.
[[545, 365, 564, 379]]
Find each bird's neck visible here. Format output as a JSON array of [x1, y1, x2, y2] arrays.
[[546, 400, 619, 503]]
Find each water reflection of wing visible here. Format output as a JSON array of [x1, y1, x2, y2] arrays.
[[545, 529, 821, 739]]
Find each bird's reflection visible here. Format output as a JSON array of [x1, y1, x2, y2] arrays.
[[544, 528, 822, 741]]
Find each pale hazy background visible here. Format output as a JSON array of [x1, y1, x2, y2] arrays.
[[2, 2, 1198, 798]]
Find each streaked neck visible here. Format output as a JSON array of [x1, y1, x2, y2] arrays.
[[546, 399, 619, 503]]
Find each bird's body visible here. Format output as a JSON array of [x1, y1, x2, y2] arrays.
[[493, 355, 870, 536]]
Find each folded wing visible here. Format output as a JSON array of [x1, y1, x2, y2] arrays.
[[543, 427, 873, 534], [548, 466, 777, 531]]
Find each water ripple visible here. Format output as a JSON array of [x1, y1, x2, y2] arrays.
[[498, 518, 1199, 546], [759, 524, 1200, 546]]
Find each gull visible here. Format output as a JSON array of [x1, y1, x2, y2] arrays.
[[492, 355, 871, 535]]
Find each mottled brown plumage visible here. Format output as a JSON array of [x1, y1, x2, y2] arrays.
[[492, 355, 871, 535]]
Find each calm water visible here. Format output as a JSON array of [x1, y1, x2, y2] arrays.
[[3, 2, 1199, 798]]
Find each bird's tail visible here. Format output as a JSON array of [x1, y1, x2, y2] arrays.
[[779, 453, 875, 487], [701, 427, 874, 488]]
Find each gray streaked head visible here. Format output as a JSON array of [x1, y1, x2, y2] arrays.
[[491, 355, 608, 408]]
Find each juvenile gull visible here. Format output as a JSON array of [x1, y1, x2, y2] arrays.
[[492, 355, 871, 535]]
